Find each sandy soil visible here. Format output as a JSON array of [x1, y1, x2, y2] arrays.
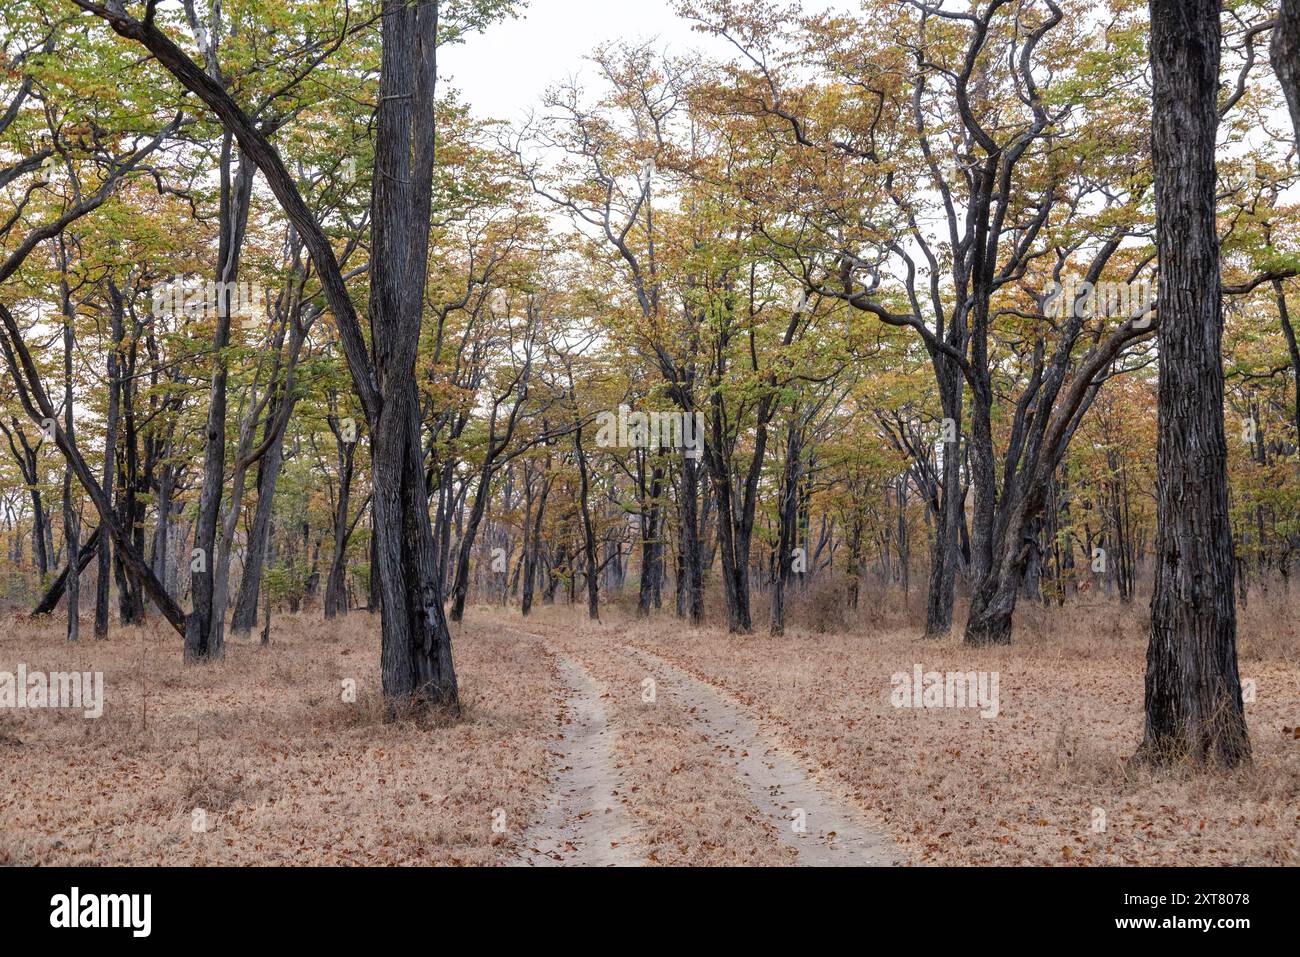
[[625, 643, 897, 865], [513, 641, 640, 866]]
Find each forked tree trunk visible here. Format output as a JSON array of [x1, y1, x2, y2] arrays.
[[1139, 0, 1250, 768], [367, 0, 457, 710], [185, 142, 253, 663]]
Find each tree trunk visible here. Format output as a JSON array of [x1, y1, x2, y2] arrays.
[[369, 0, 457, 711], [185, 141, 253, 663], [635, 459, 663, 616], [31, 525, 101, 616], [573, 419, 599, 621], [324, 430, 356, 618], [521, 473, 550, 617], [679, 456, 704, 623], [1273, 0, 1300, 148], [230, 421, 286, 634], [94, 286, 123, 638], [448, 465, 494, 622], [60, 252, 80, 643], [1138, 0, 1250, 768], [925, 382, 963, 635]]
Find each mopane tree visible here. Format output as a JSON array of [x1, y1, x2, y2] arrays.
[[78, 0, 516, 712], [1139, 0, 1250, 767], [1276, 0, 1300, 145]]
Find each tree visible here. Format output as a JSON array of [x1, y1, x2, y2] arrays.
[[1138, 0, 1251, 768], [1274, 0, 1300, 145], [75, 0, 516, 712]]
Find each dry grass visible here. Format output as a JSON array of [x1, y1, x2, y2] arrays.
[[4, 586, 1295, 866], [0, 611, 556, 865], [522, 589, 1300, 866]]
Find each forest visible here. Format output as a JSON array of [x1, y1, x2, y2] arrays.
[[0, 0, 1297, 871]]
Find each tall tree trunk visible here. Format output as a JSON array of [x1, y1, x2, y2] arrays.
[[573, 419, 599, 621], [185, 139, 253, 662], [1273, 0, 1300, 148], [30, 486, 48, 579], [1139, 0, 1250, 768], [116, 323, 147, 625], [679, 456, 704, 623], [925, 381, 963, 635], [770, 419, 802, 637], [449, 466, 494, 622], [59, 248, 80, 642], [521, 473, 551, 617], [636, 461, 663, 616], [369, 0, 457, 711], [94, 285, 123, 638], [324, 430, 356, 618], [230, 419, 286, 633]]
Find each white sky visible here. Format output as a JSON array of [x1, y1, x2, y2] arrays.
[[438, 0, 731, 124]]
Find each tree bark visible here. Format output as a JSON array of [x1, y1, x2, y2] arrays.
[[230, 416, 286, 633], [94, 282, 125, 638], [185, 139, 253, 662], [1138, 0, 1250, 768], [31, 525, 101, 616], [367, 0, 458, 710], [1273, 0, 1300, 148], [573, 414, 600, 621], [324, 420, 357, 618]]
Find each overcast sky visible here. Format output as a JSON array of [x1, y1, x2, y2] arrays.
[[438, 0, 728, 124]]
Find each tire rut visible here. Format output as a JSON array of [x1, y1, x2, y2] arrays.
[[513, 637, 641, 866], [624, 643, 899, 866]]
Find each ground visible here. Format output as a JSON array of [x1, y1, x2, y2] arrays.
[[1, 593, 1296, 865]]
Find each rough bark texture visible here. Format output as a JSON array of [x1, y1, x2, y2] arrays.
[[924, 376, 963, 636], [368, 0, 458, 710], [572, 413, 600, 621], [94, 298, 119, 639], [1274, 0, 1300, 146], [1139, 0, 1250, 768], [679, 457, 704, 623]]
